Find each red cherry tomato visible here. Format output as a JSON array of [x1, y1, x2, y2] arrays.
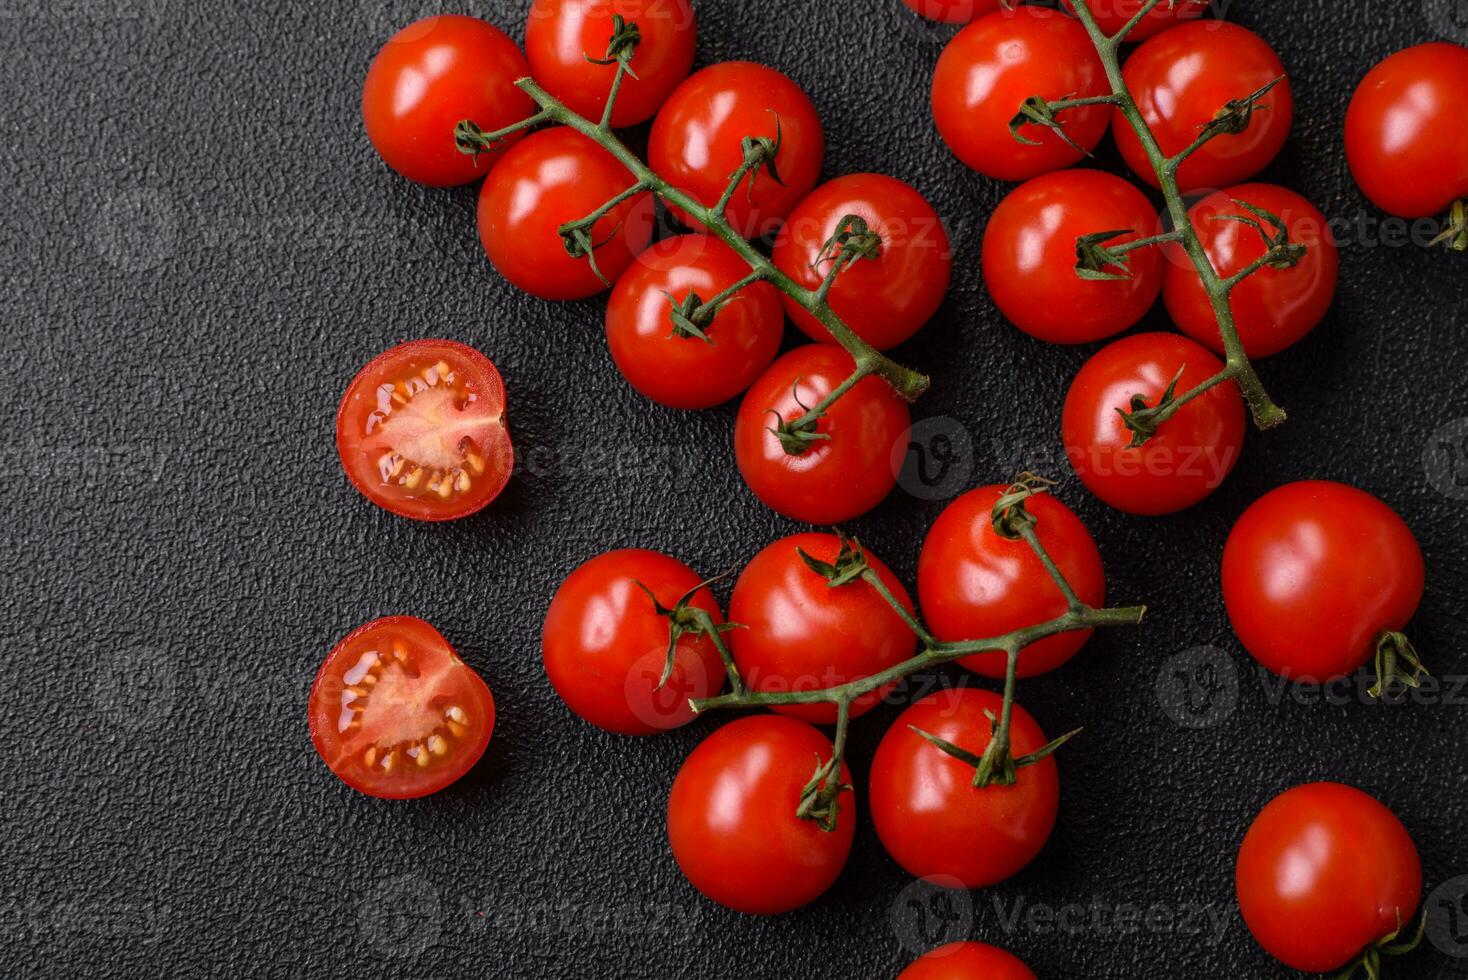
[[1346, 43, 1468, 218], [336, 340, 513, 522], [870, 687, 1059, 888], [362, 15, 535, 187], [1063, 0, 1205, 42], [932, 7, 1109, 182], [982, 169, 1163, 345], [477, 127, 654, 300], [308, 616, 495, 799], [1165, 184, 1338, 359], [542, 549, 727, 735], [898, 942, 1038, 980], [1237, 782, 1422, 974], [1115, 22, 1293, 193], [734, 345, 912, 524], [1062, 332, 1245, 515], [728, 533, 918, 724], [919, 485, 1105, 679], [772, 174, 952, 351], [901, 0, 1001, 23], [668, 715, 855, 914], [604, 234, 784, 409], [1222, 481, 1424, 683], [649, 62, 825, 239], [525, 0, 695, 128]]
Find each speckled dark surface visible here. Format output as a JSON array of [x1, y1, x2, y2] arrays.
[[5, 0, 1468, 977]]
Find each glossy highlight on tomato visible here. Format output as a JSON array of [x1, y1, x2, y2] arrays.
[[1063, 0, 1205, 42], [898, 942, 1037, 980], [309, 616, 495, 799], [336, 339, 513, 522]]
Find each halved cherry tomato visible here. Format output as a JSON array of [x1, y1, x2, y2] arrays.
[[901, 0, 1000, 24], [336, 340, 513, 522], [309, 616, 495, 799], [899, 942, 1037, 980], [1063, 0, 1205, 42], [362, 15, 534, 187], [525, 0, 696, 128], [772, 173, 952, 351], [604, 234, 784, 409]]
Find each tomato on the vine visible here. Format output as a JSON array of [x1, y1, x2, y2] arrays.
[[1345, 42, 1468, 219], [1063, 0, 1205, 42], [1222, 481, 1424, 683], [919, 485, 1105, 679], [668, 714, 854, 915], [1062, 332, 1245, 515], [728, 533, 918, 724], [542, 549, 727, 735], [525, 0, 696, 128], [870, 687, 1059, 888], [336, 340, 513, 522], [478, 127, 655, 300], [899, 942, 1037, 980], [982, 169, 1163, 345], [309, 617, 495, 799], [362, 15, 535, 187], [932, 7, 1109, 182], [1115, 21, 1293, 193], [1237, 782, 1422, 974], [649, 61, 825, 239], [734, 345, 911, 524], [772, 173, 952, 351], [1165, 184, 1338, 359]]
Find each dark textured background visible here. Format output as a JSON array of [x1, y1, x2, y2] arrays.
[[4, 0, 1468, 976]]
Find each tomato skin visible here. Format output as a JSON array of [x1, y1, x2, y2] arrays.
[[1237, 782, 1421, 973], [542, 549, 727, 735], [1062, 332, 1245, 515], [728, 533, 918, 724], [919, 485, 1105, 679], [734, 345, 912, 524], [336, 339, 514, 522], [932, 7, 1109, 182], [1116, 22, 1293, 193], [1345, 43, 1468, 218], [362, 16, 535, 187], [870, 688, 1059, 888], [898, 942, 1037, 980], [772, 174, 952, 351], [982, 169, 1163, 345], [1165, 184, 1338, 359], [525, 0, 695, 128], [308, 617, 495, 800], [901, 0, 1001, 24], [668, 715, 855, 915], [1063, 0, 1205, 42], [1222, 482, 1424, 683], [477, 127, 654, 300], [649, 62, 825, 239], [604, 235, 783, 409]]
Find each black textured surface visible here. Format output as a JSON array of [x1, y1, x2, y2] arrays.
[[5, 0, 1468, 977]]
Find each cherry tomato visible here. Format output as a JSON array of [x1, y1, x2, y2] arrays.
[[919, 485, 1105, 679], [728, 533, 917, 724], [1062, 332, 1245, 515], [362, 15, 535, 187], [1165, 184, 1338, 359], [1115, 22, 1293, 193], [932, 7, 1109, 182], [982, 169, 1163, 345], [870, 687, 1059, 888], [525, 0, 696, 128], [1237, 782, 1422, 973], [1346, 43, 1468, 218], [668, 715, 855, 914], [336, 340, 513, 522], [1063, 0, 1205, 42], [308, 616, 495, 799], [772, 173, 952, 351], [734, 345, 912, 524], [649, 61, 825, 239], [901, 0, 1001, 24], [899, 942, 1038, 980], [542, 549, 727, 735], [604, 235, 784, 409], [477, 127, 655, 300], [1222, 481, 1424, 683]]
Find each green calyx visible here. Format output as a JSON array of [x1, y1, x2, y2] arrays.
[[633, 576, 741, 691], [586, 14, 641, 70], [1010, 94, 1088, 154], [1368, 631, 1430, 701], [1196, 76, 1284, 143], [1333, 910, 1427, 980], [1428, 200, 1468, 252], [990, 473, 1055, 539], [795, 754, 851, 833], [1117, 366, 1186, 447], [797, 536, 869, 588], [909, 713, 1083, 790], [1214, 199, 1306, 271], [737, 114, 785, 202]]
